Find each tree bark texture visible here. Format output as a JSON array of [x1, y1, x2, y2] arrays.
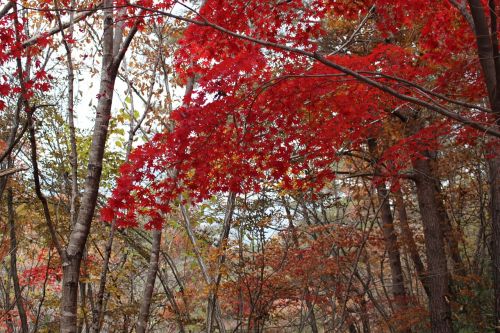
[[465, 1, 500, 329], [136, 229, 162, 333], [8, 188, 29, 333], [413, 157, 453, 333], [61, 1, 117, 330], [394, 189, 430, 297], [368, 138, 409, 313]]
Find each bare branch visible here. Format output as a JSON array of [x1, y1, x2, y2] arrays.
[[28, 114, 66, 259], [449, 0, 475, 27], [0, 167, 28, 178], [0, 1, 14, 20], [22, 2, 102, 48]]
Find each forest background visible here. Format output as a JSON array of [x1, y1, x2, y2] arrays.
[[0, 0, 499, 332]]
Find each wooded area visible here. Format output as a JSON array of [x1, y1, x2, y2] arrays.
[[0, 0, 499, 332]]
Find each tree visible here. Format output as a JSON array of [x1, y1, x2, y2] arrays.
[[107, 1, 499, 332], [2, 0, 500, 331]]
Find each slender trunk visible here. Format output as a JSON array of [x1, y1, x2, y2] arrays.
[[157, 270, 187, 333], [375, 185, 409, 306], [434, 181, 464, 274], [90, 57, 146, 332], [394, 189, 430, 297], [412, 157, 453, 333], [206, 192, 236, 333], [90, 219, 116, 333], [8, 188, 29, 333], [4, 270, 14, 333], [67, 18, 78, 228], [304, 288, 319, 333], [283, 197, 319, 333], [489, 151, 500, 332], [180, 204, 212, 281], [55, 0, 78, 227], [472, 162, 488, 276], [486, 0, 500, 327], [237, 224, 244, 333], [29, 112, 65, 258], [136, 229, 162, 333], [368, 139, 409, 318], [360, 297, 371, 333], [465, 1, 500, 329], [178, 178, 226, 332], [60, 1, 122, 330]]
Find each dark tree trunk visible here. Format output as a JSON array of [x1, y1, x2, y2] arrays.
[[412, 157, 453, 333], [305, 287, 319, 333], [91, 219, 116, 333], [434, 180, 464, 274], [368, 139, 409, 320], [136, 229, 162, 333], [376, 185, 409, 304], [489, 151, 500, 332], [8, 188, 29, 333], [394, 189, 430, 297], [465, 1, 500, 329]]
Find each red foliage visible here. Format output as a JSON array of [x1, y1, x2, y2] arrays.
[[106, 0, 492, 229], [0, 8, 52, 111], [19, 250, 61, 289]]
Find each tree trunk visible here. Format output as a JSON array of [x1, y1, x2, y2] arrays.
[[283, 197, 319, 333], [55, 0, 78, 228], [206, 192, 236, 333], [304, 287, 319, 333], [433, 179, 464, 274], [465, 1, 500, 329], [60, 0, 125, 330], [157, 269, 187, 333], [368, 139, 409, 317], [90, 219, 116, 333], [136, 229, 162, 333], [412, 157, 453, 333], [8, 187, 29, 333], [489, 151, 500, 332], [394, 189, 430, 297], [376, 185, 409, 303], [179, 200, 227, 333]]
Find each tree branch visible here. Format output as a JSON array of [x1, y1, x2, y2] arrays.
[[22, 2, 102, 48], [0, 1, 14, 20], [0, 167, 28, 178], [28, 114, 66, 260], [129, 3, 500, 137]]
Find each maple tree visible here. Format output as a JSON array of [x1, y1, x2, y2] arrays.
[[105, 3, 499, 332]]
